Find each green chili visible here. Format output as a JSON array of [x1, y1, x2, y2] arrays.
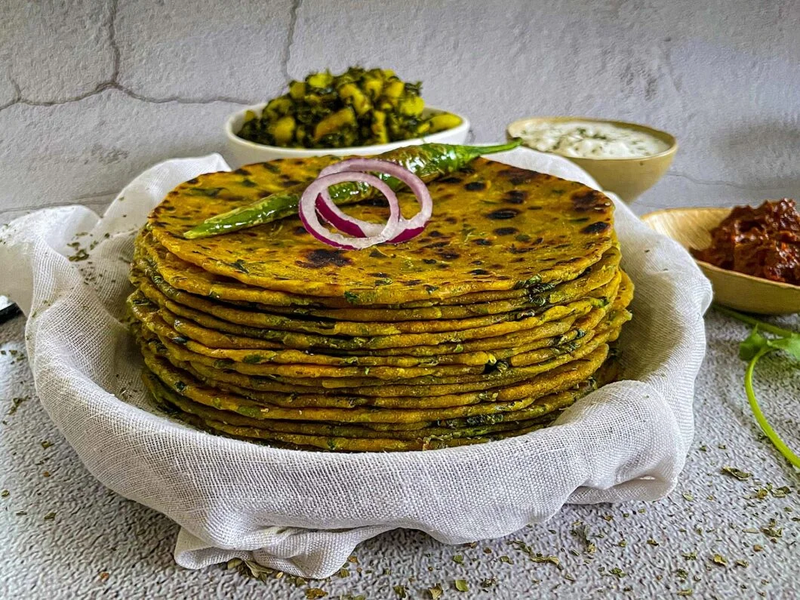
[[183, 139, 522, 239]]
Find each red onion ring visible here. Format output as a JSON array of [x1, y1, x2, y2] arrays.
[[317, 158, 433, 244], [314, 194, 372, 237], [298, 171, 402, 250]]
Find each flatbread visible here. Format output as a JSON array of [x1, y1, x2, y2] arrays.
[[139, 342, 610, 423], [132, 271, 620, 350], [148, 157, 615, 303], [137, 230, 621, 318]]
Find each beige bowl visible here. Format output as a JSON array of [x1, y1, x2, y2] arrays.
[[506, 116, 677, 202], [641, 207, 800, 315], [225, 104, 470, 168]]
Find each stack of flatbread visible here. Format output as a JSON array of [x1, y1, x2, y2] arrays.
[[128, 156, 632, 451]]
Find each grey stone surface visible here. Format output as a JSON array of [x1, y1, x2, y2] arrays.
[[0, 89, 241, 218], [0, 0, 115, 103], [1, 0, 799, 597], [1, 311, 798, 599], [115, 0, 293, 102]]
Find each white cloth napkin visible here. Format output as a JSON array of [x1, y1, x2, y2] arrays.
[[0, 149, 712, 578]]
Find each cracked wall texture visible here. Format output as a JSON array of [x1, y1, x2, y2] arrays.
[[0, 0, 798, 220]]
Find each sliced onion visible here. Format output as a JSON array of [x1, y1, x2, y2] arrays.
[[298, 171, 402, 250], [318, 158, 433, 243], [314, 194, 374, 237]]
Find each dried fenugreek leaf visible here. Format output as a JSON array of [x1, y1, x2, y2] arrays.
[[427, 584, 443, 600], [721, 466, 752, 480]]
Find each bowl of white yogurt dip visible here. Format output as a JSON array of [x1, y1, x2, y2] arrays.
[[507, 117, 677, 202]]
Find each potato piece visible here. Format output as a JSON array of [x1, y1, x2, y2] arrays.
[[295, 125, 307, 144], [307, 71, 334, 90], [338, 83, 372, 116], [313, 107, 356, 141], [427, 113, 463, 133], [398, 94, 424, 117], [370, 110, 389, 144], [264, 97, 293, 120], [289, 81, 306, 101], [270, 115, 296, 145], [415, 121, 432, 136], [362, 76, 384, 100], [382, 79, 405, 100]]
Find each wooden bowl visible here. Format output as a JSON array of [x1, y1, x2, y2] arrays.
[[641, 207, 800, 315], [506, 116, 677, 203]]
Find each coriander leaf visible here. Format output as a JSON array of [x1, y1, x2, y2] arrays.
[[739, 326, 769, 361], [765, 335, 800, 361]]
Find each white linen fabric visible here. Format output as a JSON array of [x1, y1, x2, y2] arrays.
[[0, 149, 712, 579]]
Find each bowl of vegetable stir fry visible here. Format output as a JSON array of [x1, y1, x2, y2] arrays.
[[224, 67, 469, 167]]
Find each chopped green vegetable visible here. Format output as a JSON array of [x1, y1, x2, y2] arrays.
[[237, 67, 462, 149], [716, 305, 800, 468]]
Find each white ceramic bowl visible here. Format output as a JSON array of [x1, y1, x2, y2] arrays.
[[224, 104, 470, 168]]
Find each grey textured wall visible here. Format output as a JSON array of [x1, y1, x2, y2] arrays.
[[0, 0, 798, 224]]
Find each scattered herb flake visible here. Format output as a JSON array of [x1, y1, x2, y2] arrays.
[[682, 551, 697, 560], [609, 567, 626, 578], [427, 584, 443, 600], [721, 466, 752, 480], [44, 511, 56, 521], [8, 396, 30, 415], [711, 554, 728, 567], [647, 539, 660, 547], [761, 525, 782, 539], [393, 585, 407, 598], [677, 589, 693, 597], [305, 589, 327, 600], [452, 554, 464, 564], [512, 541, 560, 567], [772, 486, 791, 498], [454, 579, 469, 593], [682, 492, 695, 502]]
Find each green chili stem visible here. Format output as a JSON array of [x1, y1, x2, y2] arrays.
[[714, 305, 796, 338], [744, 347, 800, 469]]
